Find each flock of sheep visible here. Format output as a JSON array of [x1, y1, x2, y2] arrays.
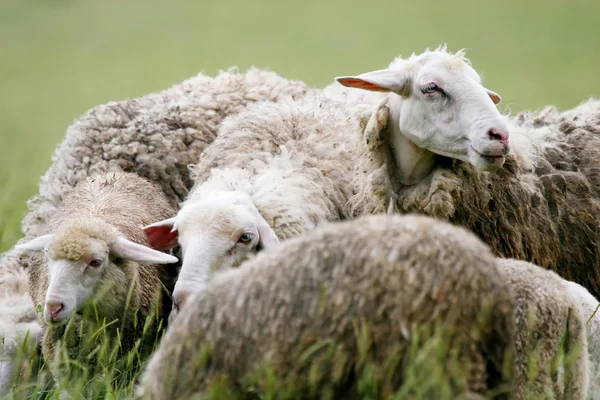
[[1, 45, 599, 399]]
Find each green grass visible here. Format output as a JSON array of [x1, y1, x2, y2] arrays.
[[0, 0, 599, 251], [3, 301, 586, 399]]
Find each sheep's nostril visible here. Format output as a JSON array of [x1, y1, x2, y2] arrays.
[[46, 300, 64, 318], [488, 128, 509, 147]]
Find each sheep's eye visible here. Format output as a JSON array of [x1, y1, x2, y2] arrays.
[[238, 233, 253, 244], [420, 83, 440, 94], [88, 258, 103, 268]]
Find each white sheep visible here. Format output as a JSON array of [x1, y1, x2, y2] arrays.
[[0, 251, 42, 397], [136, 214, 516, 399], [13, 171, 179, 387], [143, 93, 366, 313], [565, 280, 600, 400], [333, 45, 600, 298], [496, 258, 590, 399], [327, 44, 510, 183]]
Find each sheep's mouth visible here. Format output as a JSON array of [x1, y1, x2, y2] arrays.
[[470, 146, 505, 166]]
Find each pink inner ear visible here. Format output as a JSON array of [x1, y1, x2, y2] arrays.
[[486, 91, 502, 105], [337, 78, 389, 92], [144, 225, 179, 251]]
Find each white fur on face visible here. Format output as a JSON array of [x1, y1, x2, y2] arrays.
[[397, 59, 510, 171], [44, 241, 107, 325], [170, 191, 263, 307]]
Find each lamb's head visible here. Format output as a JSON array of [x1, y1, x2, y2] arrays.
[[14, 218, 178, 326], [336, 45, 510, 172], [143, 190, 280, 316]]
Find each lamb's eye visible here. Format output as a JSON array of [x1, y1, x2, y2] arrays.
[[238, 233, 253, 244], [421, 83, 439, 94], [88, 258, 103, 268]]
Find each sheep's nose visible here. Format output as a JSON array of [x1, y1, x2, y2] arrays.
[[45, 300, 64, 318], [488, 128, 509, 148], [172, 288, 192, 313]]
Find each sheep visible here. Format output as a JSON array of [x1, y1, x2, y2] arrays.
[[328, 44, 510, 180], [495, 258, 590, 400], [565, 280, 600, 400], [0, 251, 43, 397], [143, 93, 373, 312], [333, 46, 600, 297], [136, 214, 516, 400], [12, 171, 180, 384], [0, 66, 309, 287]]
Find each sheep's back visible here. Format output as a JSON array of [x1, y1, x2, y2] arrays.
[[140, 214, 515, 399]]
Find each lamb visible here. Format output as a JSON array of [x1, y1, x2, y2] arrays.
[[136, 214, 516, 400], [0, 67, 309, 287], [0, 251, 42, 397], [13, 171, 180, 385], [333, 46, 600, 297], [495, 258, 590, 400], [143, 93, 371, 312], [565, 280, 600, 400]]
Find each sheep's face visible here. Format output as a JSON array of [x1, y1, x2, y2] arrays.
[[336, 47, 510, 172], [14, 224, 179, 326], [42, 239, 109, 325], [143, 190, 280, 316]]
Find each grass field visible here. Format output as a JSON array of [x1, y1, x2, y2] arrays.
[[1, 1, 598, 396], [1, 0, 599, 252]]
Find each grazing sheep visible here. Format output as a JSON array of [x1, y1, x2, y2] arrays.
[[338, 48, 600, 297], [496, 258, 590, 400], [565, 280, 600, 400], [13, 171, 179, 383], [143, 93, 372, 312], [0, 67, 309, 286], [136, 214, 516, 400], [0, 251, 42, 397]]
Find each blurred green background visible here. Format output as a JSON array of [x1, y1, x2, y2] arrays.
[[0, 0, 599, 251]]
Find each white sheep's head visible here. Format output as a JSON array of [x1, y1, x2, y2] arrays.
[[336, 45, 510, 171], [143, 190, 280, 316], [14, 218, 178, 326]]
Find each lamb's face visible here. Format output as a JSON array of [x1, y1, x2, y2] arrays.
[[143, 190, 281, 317], [336, 48, 510, 172], [42, 239, 109, 325], [14, 223, 179, 326]]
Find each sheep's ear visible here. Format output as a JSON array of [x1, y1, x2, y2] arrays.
[[253, 210, 280, 250], [484, 87, 502, 105], [14, 234, 54, 252], [336, 68, 408, 95], [143, 218, 179, 251], [110, 236, 179, 265]]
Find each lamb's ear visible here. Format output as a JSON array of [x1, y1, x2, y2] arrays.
[[252, 210, 280, 250], [484, 87, 502, 105], [110, 236, 179, 265], [143, 218, 179, 251], [336, 68, 408, 94], [14, 234, 54, 252]]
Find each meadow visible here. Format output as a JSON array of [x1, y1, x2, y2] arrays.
[[0, 0, 599, 397], [0, 0, 599, 252]]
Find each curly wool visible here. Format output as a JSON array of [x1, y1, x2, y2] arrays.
[[349, 98, 600, 297], [137, 214, 515, 400], [186, 92, 373, 240], [20, 67, 309, 243], [496, 258, 589, 400], [0, 252, 42, 396]]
